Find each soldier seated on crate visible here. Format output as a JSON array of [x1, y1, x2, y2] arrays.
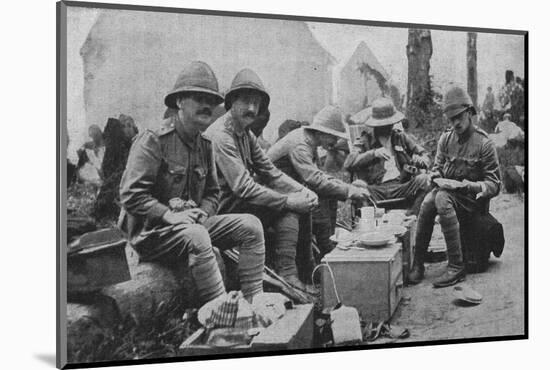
[[343, 97, 432, 215], [408, 86, 501, 288], [266, 106, 371, 257], [118, 61, 272, 316]]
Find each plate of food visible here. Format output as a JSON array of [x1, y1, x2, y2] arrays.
[[433, 178, 467, 190], [377, 225, 407, 237], [356, 232, 394, 248]]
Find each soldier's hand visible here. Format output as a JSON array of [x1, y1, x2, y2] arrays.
[[286, 192, 316, 214], [412, 154, 429, 168], [462, 180, 483, 195], [162, 208, 207, 225], [348, 185, 371, 201], [351, 179, 368, 189], [168, 197, 186, 212], [374, 147, 391, 160], [427, 171, 441, 186], [301, 187, 319, 208]]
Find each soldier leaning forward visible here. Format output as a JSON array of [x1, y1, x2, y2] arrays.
[[267, 106, 370, 256], [204, 68, 319, 295]]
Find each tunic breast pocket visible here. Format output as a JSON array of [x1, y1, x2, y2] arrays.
[[190, 165, 207, 202], [452, 157, 480, 180], [160, 160, 187, 200], [462, 157, 482, 180]]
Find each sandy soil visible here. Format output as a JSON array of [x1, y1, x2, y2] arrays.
[[389, 193, 525, 342]]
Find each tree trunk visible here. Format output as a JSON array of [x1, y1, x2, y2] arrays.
[[67, 247, 227, 362], [406, 29, 433, 127], [467, 32, 478, 109]]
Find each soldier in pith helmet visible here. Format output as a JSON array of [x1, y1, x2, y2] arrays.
[[408, 86, 501, 288], [205, 68, 319, 296], [119, 62, 271, 314]]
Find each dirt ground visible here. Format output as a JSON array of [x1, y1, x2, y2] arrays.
[[390, 193, 525, 342]]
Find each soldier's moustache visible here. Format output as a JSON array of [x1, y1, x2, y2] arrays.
[[197, 107, 212, 116]]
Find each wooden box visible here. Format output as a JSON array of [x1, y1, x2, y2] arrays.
[[399, 217, 416, 285], [67, 228, 131, 293], [321, 243, 403, 323], [179, 304, 314, 356]]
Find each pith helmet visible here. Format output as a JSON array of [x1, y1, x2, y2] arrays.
[[224, 68, 270, 111], [443, 86, 476, 118], [164, 61, 224, 109], [365, 97, 405, 127], [305, 106, 349, 140]]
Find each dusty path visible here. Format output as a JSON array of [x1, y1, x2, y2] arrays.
[[391, 193, 525, 342]]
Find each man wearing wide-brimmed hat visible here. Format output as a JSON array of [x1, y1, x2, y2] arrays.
[[343, 97, 431, 215], [408, 86, 501, 288], [205, 68, 319, 295], [267, 105, 371, 256], [119, 61, 268, 309]]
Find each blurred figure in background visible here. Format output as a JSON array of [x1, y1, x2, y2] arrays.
[[499, 70, 524, 128], [481, 86, 496, 132], [119, 114, 139, 142], [93, 118, 132, 221], [76, 124, 105, 186], [495, 113, 524, 144]]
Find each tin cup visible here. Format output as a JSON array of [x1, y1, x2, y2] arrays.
[[358, 207, 376, 231], [374, 207, 385, 219], [360, 206, 375, 220], [356, 218, 375, 232], [386, 212, 405, 225]]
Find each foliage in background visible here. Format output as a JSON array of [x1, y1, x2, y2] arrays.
[[67, 182, 116, 229]]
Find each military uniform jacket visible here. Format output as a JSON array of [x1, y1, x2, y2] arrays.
[[433, 126, 500, 198], [343, 128, 430, 185], [267, 128, 349, 200], [204, 112, 302, 213], [119, 117, 220, 243]]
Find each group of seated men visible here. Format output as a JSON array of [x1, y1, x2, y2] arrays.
[[117, 61, 501, 312]]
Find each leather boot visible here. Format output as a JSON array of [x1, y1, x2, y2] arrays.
[[408, 262, 425, 285], [433, 265, 466, 288]]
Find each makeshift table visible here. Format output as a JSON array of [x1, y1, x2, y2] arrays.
[[321, 242, 403, 323], [398, 217, 416, 285]]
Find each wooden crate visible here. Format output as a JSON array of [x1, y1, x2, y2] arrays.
[[426, 223, 448, 263], [67, 228, 130, 293], [321, 243, 403, 323], [179, 304, 314, 356], [399, 218, 416, 285]]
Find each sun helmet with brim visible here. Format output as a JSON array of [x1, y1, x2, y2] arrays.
[[164, 61, 224, 109], [443, 86, 476, 119], [365, 98, 405, 128], [304, 105, 349, 140], [224, 69, 270, 112]]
